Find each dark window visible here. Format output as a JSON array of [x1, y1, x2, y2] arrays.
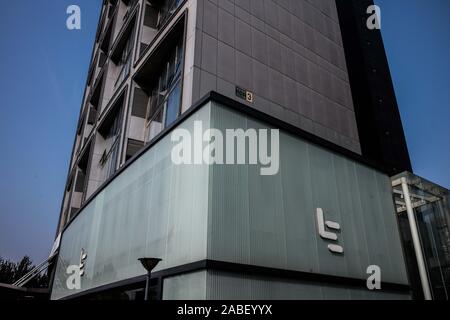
[[107, 3, 115, 18], [114, 33, 134, 89], [87, 106, 98, 125], [139, 42, 148, 56], [126, 139, 145, 161], [131, 87, 149, 118], [69, 207, 79, 221], [157, 0, 183, 29], [98, 51, 107, 68], [74, 170, 86, 193], [165, 80, 181, 126], [144, 4, 159, 28], [98, 95, 125, 180]]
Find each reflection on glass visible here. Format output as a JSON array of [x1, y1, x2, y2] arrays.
[[165, 81, 181, 127], [147, 109, 163, 142]]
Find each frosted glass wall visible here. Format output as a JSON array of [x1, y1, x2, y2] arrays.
[[162, 270, 410, 300], [52, 100, 409, 300], [207, 102, 409, 286], [205, 271, 410, 300], [51, 106, 211, 300], [163, 271, 207, 300]]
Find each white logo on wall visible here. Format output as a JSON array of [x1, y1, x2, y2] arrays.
[[366, 5, 381, 30], [171, 121, 280, 176], [66, 5, 81, 30], [367, 265, 382, 290], [316, 208, 343, 254], [66, 249, 87, 290]]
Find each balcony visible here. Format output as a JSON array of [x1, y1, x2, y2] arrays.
[[134, 16, 185, 144], [111, 10, 137, 90], [137, 0, 185, 58], [95, 91, 125, 183]]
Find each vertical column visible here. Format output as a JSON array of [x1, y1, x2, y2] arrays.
[[401, 177, 433, 300]]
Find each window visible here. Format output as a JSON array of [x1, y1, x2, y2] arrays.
[[74, 169, 86, 193], [157, 0, 183, 29], [126, 139, 145, 161], [99, 114, 122, 180], [98, 51, 107, 69], [114, 33, 134, 88], [145, 39, 183, 142], [139, 0, 184, 57], [131, 87, 149, 118], [87, 106, 98, 125], [98, 97, 124, 181], [144, 4, 159, 28]]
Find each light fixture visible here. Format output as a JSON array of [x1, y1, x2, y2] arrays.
[[138, 258, 162, 301]]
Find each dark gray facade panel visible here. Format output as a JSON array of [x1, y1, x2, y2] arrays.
[[194, 0, 361, 154]]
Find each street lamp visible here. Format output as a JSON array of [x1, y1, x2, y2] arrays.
[[138, 258, 162, 301]]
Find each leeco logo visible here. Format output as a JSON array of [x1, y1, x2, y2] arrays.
[[316, 208, 343, 254]]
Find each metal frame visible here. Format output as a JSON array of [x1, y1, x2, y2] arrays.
[[391, 173, 450, 300]]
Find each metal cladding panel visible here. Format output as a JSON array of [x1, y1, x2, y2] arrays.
[[193, 0, 361, 154], [163, 271, 208, 300], [207, 101, 409, 285], [51, 105, 212, 300], [162, 270, 410, 300], [205, 271, 410, 300]]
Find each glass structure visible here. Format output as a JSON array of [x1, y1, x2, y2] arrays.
[[392, 172, 450, 300], [51, 100, 411, 300]]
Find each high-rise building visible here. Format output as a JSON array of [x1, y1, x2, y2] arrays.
[[49, 0, 414, 300]]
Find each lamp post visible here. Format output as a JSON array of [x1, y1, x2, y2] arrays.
[[138, 258, 162, 301]]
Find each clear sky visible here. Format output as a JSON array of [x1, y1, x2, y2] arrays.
[[0, 1, 449, 264], [376, 0, 450, 188]]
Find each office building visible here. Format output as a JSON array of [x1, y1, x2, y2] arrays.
[[49, 0, 416, 300]]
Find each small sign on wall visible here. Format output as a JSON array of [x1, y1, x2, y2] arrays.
[[236, 87, 253, 103]]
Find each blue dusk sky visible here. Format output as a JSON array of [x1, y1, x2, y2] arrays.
[[0, 1, 449, 263]]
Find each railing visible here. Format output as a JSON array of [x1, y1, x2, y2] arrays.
[[13, 259, 50, 288]]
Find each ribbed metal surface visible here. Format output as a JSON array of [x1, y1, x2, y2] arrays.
[[52, 101, 409, 300], [51, 105, 212, 300], [163, 271, 207, 300], [207, 102, 408, 285], [162, 270, 410, 300], [205, 270, 410, 300]]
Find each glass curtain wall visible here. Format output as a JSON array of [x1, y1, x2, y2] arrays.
[[393, 173, 450, 300]]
